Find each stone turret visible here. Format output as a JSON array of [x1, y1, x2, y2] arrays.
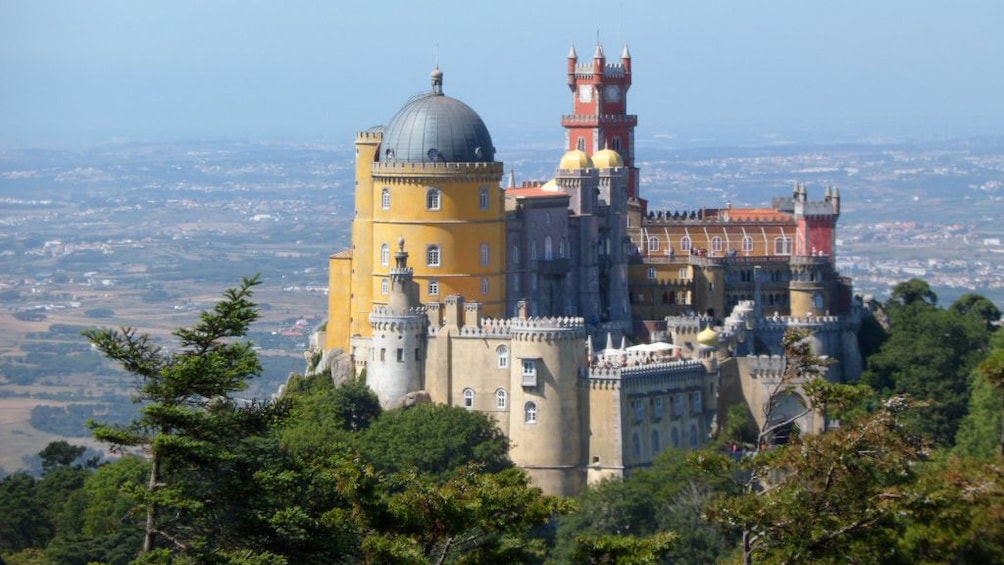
[[368, 239, 428, 408]]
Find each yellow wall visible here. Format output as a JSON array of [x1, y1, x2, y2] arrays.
[[325, 254, 352, 352]]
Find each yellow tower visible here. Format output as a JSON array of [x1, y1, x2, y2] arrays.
[[328, 68, 504, 356]]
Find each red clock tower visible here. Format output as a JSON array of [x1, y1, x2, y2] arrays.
[[562, 43, 640, 199]]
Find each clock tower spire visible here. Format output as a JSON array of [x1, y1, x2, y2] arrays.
[[561, 42, 639, 200]]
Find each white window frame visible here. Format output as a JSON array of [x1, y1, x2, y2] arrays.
[[479, 186, 489, 210], [380, 243, 390, 266], [381, 188, 391, 210], [480, 243, 489, 267], [496, 345, 509, 369], [681, 235, 692, 252], [462, 388, 474, 409], [426, 188, 441, 210], [496, 388, 507, 409], [524, 401, 538, 424], [427, 244, 441, 267], [428, 279, 439, 296]]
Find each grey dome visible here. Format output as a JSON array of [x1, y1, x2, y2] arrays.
[[380, 69, 495, 164]]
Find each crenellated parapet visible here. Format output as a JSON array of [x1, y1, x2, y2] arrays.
[[588, 359, 706, 387], [371, 161, 504, 184], [458, 317, 513, 338], [510, 316, 587, 342]]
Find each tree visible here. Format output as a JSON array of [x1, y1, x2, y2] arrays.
[[83, 275, 290, 561], [360, 403, 512, 481], [949, 292, 1002, 328], [864, 291, 992, 446], [888, 278, 938, 309], [38, 441, 87, 475]]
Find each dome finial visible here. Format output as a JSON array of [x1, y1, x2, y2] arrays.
[[431, 66, 444, 95]]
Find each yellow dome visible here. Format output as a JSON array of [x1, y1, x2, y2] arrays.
[[559, 149, 592, 170], [697, 326, 719, 347], [540, 179, 559, 192], [592, 148, 624, 169]]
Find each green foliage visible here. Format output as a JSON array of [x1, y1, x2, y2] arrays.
[[84, 274, 293, 561], [888, 277, 938, 308], [552, 449, 739, 564], [360, 403, 512, 481], [954, 367, 1004, 458], [863, 290, 993, 446], [83, 307, 115, 318], [950, 292, 1003, 327], [38, 441, 87, 474], [569, 531, 677, 565], [0, 473, 51, 552]]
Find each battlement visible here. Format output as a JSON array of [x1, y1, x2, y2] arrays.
[[643, 208, 791, 225], [560, 114, 638, 126], [756, 315, 842, 330], [589, 358, 705, 382], [356, 127, 384, 142], [665, 315, 714, 333], [573, 63, 627, 77], [371, 161, 504, 181], [370, 305, 426, 318]]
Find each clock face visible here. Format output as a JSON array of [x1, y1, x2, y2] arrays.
[[603, 84, 621, 103], [578, 84, 593, 103]]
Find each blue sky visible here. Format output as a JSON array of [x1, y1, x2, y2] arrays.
[[1, 0, 1002, 147]]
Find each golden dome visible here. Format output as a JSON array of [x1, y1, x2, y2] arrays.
[[592, 148, 623, 169], [540, 178, 559, 192], [697, 326, 719, 347], [559, 149, 592, 170]]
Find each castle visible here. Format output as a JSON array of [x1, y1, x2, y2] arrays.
[[315, 44, 862, 495]]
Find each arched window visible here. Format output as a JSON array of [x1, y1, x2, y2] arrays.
[[559, 237, 568, 258], [380, 278, 388, 295], [496, 388, 507, 409], [426, 245, 441, 267], [524, 402, 537, 424], [428, 279, 439, 296], [544, 236, 553, 260], [681, 236, 692, 252], [711, 236, 723, 253], [479, 186, 489, 210], [426, 188, 441, 210], [512, 244, 520, 265], [462, 388, 474, 409], [611, 137, 622, 151], [530, 240, 538, 261], [480, 278, 489, 295], [512, 274, 520, 293], [774, 236, 792, 255], [380, 243, 390, 266], [480, 243, 489, 266], [496, 345, 509, 369], [813, 292, 824, 309], [651, 430, 660, 454], [742, 235, 754, 253], [576, 136, 586, 151], [381, 188, 391, 210], [648, 236, 660, 252]]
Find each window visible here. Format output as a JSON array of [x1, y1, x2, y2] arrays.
[[479, 186, 489, 210], [522, 359, 537, 387], [380, 243, 390, 266], [651, 430, 660, 454], [678, 268, 689, 280], [576, 136, 586, 151], [712, 236, 723, 253], [530, 240, 538, 261], [496, 345, 509, 369], [692, 390, 702, 414], [681, 236, 692, 252], [648, 236, 660, 252], [381, 278, 388, 295], [544, 236, 553, 260], [654, 396, 665, 419], [611, 137, 622, 151], [480, 243, 489, 266], [634, 399, 645, 422], [481, 278, 489, 295], [463, 388, 475, 409], [428, 279, 439, 296], [496, 388, 507, 409], [512, 274, 520, 293], [742, 235, 754, 253], [774, 236, 792, 255], [524, 401, 537, 423], [559, 237, 568, 258], [673, 394, 684, 417], [545, 211, 552, 225], [632, 433, 641, 458], [427, 245, 441, 267], [647, 267, 657, 280], [512, 244, 520, 265], [426, 188, 441, 210], [813, 292, 824, 310], [396, 348, 403, 362], [381, 188, 390, 210]]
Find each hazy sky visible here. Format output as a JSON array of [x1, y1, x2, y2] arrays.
[[2, 0, 1002, 147]]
